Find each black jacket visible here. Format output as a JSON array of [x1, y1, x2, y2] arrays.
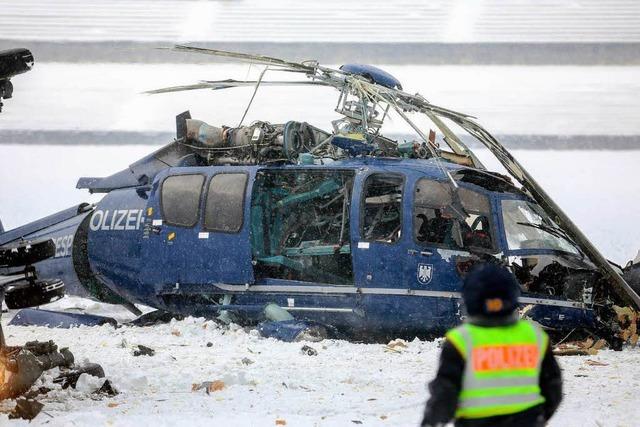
[[421, 322, 563, 427]]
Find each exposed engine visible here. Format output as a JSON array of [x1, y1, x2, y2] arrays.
[[180, 116, 430, 166]]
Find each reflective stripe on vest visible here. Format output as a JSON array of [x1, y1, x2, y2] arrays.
[[446, 320, 547, 419]]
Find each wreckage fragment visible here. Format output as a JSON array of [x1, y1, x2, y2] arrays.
[[552, 305, 640, 355]]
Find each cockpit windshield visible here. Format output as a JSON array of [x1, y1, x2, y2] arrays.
[[501, 199, 580, 255]]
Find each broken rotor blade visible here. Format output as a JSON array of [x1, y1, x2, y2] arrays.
[[169, 45, 316, 73], [201, 79, 332, 88], [144, 80, 331, 95], [143, 82, 223, 94], [354, 78, 476, 119]]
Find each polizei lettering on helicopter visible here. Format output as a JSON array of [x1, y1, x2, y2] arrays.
[[89, 209, 144, 232]]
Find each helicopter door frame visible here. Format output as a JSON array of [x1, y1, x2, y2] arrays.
[[249, 167, 356, 287], [141, 167, 256, 291], [197, 168, 255, 285], [351, 170, 408, 290]]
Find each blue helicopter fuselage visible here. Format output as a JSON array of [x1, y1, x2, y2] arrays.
[[1, 157, 597, 339]]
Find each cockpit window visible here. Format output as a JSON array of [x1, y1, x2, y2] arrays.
[[414, 179, 494, 251], [501, 199, 579, 255], [361, 174, 403, 243]]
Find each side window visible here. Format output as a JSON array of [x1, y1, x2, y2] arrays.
[[161, 174, 204, 227], [414, 180, 457, 247], [361, 174, 403, 243], [204, 173, 248, 233], [458, 187, 493, 249], [414, 179, 493, 250]]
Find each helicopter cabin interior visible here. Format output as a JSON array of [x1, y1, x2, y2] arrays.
[[250, 169, 355, 285]]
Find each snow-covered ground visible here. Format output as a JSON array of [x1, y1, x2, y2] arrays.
[[1, 297, 639, 426]]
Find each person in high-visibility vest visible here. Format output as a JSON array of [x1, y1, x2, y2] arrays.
[[421, 263, 562, 427]]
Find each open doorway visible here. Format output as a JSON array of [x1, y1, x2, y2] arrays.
[[251, 169, 355, 285]]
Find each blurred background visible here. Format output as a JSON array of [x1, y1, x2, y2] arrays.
[[1, 0, 639, 263]]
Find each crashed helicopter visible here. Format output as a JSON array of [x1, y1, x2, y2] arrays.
[[2, 46, 640, 343]]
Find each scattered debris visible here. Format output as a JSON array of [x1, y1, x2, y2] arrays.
[[553, 338, 607, 356], [54, 363, 105, 389], [241, 357, 254, 365], [75, 373, 107, 394], [259, 319, 328, 342], [9, 398, 43, 420], [129, 309, 184, 326], [0, 340, 84, 399], [171, 329, 182, 337], [301, 345, 318, 356], [206, 342, 213, 348], [133, 344, 155, 357], [275, 419, 287, 426], [351, 420, 363, 424], [384, 339, 408, 353], [95, 379, 119, 396], [585, 359, 609, 366], [613, 305, 639, 345], [383, 345, 403, 354], [21, 386, 51, 400], [107, 402, 119, 408], [192, 380, 225, 394], [387, 339, 408, 349]]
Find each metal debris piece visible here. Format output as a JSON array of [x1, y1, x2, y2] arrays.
[[585, 359, 609, 366], [94, 379, 119, 396], [133, 345, 155, 357], [613, 305, 639, 344], [54, 363, 105, 389], [192, 380, 225, 394], [130, 310, 184, 326], [8, 398, 43, 420], [387, 339, 408, 349], [300, 345, 318, 356], [1, 341, 75, 399], [553, 337, 603, 356]]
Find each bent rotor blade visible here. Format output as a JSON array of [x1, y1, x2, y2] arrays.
[[144, 80, 330, 95], [143, 83, 221, 94], [169, 45, 315, 73], [201, 79, 331, 88]]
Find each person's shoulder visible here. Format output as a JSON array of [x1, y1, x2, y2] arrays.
[[444, 325, 468, 357]]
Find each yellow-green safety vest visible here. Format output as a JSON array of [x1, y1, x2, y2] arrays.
[[446, 319, 548, 419]]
